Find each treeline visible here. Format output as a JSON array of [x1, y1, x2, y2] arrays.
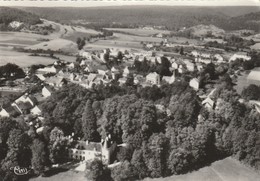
[[18, 6, 260, 31], [0, 7, 42, 31]]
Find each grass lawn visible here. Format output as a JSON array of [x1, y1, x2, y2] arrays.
[[29, 170, 86, 181], [143, 157, 260, 181]]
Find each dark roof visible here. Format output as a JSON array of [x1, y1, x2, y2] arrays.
[[76, 141, 102, 152]]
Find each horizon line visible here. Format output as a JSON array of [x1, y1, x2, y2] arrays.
[[1, 0, 260, 8]]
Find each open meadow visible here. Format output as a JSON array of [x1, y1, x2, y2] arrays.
[[144, 157, 260, 181]]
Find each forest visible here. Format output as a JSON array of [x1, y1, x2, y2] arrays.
[[11, 6, 260, 32], [0, 7, 42, 31], [0, 71, 259, 180]]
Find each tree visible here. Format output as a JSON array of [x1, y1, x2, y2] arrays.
[[6, 129, 31, 167], [0, 63, 25, 79], [31, 139, 49, 175], [86, 159, 111, 181], [82, 100, 99, 141], [179, 46, 184, 55], [111, 160, 137, 181], [117, 51, 123, 61], [49, 127, 69, 164], [241, 84, 260, 101]]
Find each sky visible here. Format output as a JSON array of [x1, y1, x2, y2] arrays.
[[0, 0, 260, 7]]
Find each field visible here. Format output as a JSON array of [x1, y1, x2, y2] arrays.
[[105, 28, 171, 36], [144, 157, 260, 181], [0, 19, 100, 66], [0, 47, 76, 67], [251, 43, 260, 50], [25, 39, 78, 54]]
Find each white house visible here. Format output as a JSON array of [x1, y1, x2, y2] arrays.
[[68, 135, 114, 164], [31, 106, 42, 115], [189, 78, 200, 91], [37, 66, 58, 74], [214, 54, 224, 63], [146, 72, 160, 85], [14, 94, 37, 107], [0, 108, 10, 117], [162, 74, 175, 84], [202, 97, 215, 109], [229, 53, 251, 62], [45, 77, 66, 87], [123, 66, 130, 77], [42, 86, 53, 98], [183, 60, 195, 72]]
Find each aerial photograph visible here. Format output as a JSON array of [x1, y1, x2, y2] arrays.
[[0, 0, 259, 180]]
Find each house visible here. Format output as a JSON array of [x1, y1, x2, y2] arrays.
[[0, 105, 20, 117], [80, 60, 87, 67], [35, 74, 46, 81], [229, 53, 251, 62], [45, 77, 67, 87], [81, 51, 92, 59], [123, 66, 130, 77], [214, 54, 224, 63], [146, 72, 160, 85], [68, 135, 114, 164], [183, 59, 195, 72], [162, 74, 175, 84], [14, 94, 37, 107], [12, 102, 33, 114], [111, 66, 120, 80], [0, 108, 10, 117], [249, 100, 260, 114], [31, 106, 42, 115], [189, 78, 200, 91], [134, 74, 145, 85], [191, 50, 200, 57], [247, 68, 260, 86], [171, 62, 179, 69], [42, 86, 53, 98], [67, 62, 79, 70], [37, 66, 58, 74], [118, 77, 127, 85], [9, 21, 24, 29], [196, 57, 212, 64], [202, 97, 215, 109]]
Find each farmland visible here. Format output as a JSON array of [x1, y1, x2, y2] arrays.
[[105, 28, 171, 36], [0, 47, 75, 67]]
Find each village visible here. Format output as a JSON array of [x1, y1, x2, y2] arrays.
[[0, 4, 260, 180], [0, 41, 259, 171]]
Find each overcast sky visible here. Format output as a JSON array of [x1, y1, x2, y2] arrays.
[[1, 0, 260, 7]]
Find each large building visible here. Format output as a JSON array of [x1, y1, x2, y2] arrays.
[[68, 135, 114, 164]]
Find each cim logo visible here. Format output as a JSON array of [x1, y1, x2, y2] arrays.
[[10, 166, 30, 175]]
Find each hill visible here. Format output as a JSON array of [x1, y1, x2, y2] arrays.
[[186, 24, 225, 37], [16, 6, 260, 32], [0, 7, 42, 31]]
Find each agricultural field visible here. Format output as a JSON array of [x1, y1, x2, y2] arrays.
[[251, 43, 260, 50], [144, 157, 260, 181], [0, 47, 65, 67], [105, 28, 171, 36], [25, 39, 78, 54]]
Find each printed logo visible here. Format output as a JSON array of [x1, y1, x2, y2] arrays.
[[10, 166, 31, 176]]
